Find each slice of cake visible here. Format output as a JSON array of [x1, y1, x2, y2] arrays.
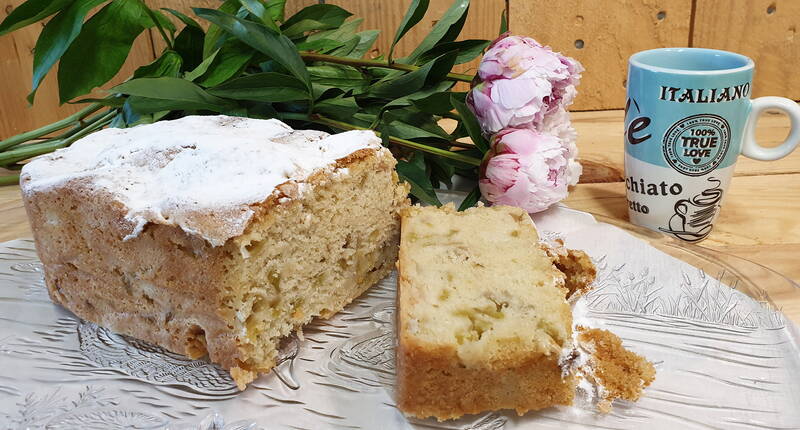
[[20, 115, 409, 389], [396, 203, 575, 419], [396, 203, 655, 420]]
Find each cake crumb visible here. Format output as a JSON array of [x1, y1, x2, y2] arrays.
[[577, 327, 656, 413], [545, 240, 597, 300]]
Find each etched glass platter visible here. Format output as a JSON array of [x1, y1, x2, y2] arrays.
[[0, 192, 798, 429]]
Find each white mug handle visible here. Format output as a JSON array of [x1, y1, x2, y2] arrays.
[[741, 96, 800, 160]]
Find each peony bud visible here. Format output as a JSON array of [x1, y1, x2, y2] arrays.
[[467, 34, 583, 135], [479, 128, 569, 213]]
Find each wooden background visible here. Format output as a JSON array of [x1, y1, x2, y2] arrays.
[[1, 0, 799, 138]]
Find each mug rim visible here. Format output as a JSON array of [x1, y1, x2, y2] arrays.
[[630, 47, 754, 75]]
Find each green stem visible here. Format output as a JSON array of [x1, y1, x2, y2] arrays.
[[291, 113, 481, 166], [299, 52, 474, 83], [144, 8, 173, 50], [0, 110, 116, 166], [0, 103, 103, 152], [153, 21, 174, 51], [0, 174, 20, 186]]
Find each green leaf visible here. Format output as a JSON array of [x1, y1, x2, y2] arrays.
[[380, 81, 454, 113], [450, 92, 489, 153], [143, 8, 177, 55], [195, 40, 254, 87], [173, 23, 205, 71], [428, 153, 455, 188], [133, 50, 183, 79], [26, 0, 107, 103], [311, 83, 339, 100], [161, 7, 202, 28], [308, 65, 369, 94], [388, 0, 428, 62], [206, 72, 308, 102], [396, 152, 441, 206], [347, 30, 379, 59], [417, 39, 489, 65], [314, 96, 358, 121], [280, 4, 352, 38], [386, 120, 448, 141], [305, 18, 362, 43], [265, 0, 286, 22], [351, 112, 377, 128], [369, 50, 458, 99], [401, 0, 469, 64], [201, 0, 239, 58], [184, 48, 219, 81], [123, 97, 175, 121], [457, 186, 481, 211], [328, 36, 359, 57], [0, 0, 73, 36], [238, 0, 279, 32], [499, 8, 508, 35], [384, 108, 451, 141], [57, 0, 151, 103], [194, 8, 311, 91], [295, 38, 345, 54], [68, 96, 126, 107], [144, 7, 176, 34], [113, 77, 235, 113], [411, 91, 454, 115]]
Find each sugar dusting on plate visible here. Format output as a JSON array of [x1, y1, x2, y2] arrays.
[[20, 115, 382, 246]]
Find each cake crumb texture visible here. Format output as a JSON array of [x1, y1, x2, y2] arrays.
[[578, 327, 656, 413], [396, 203, 575, 420], [544, 239, 596, 300]]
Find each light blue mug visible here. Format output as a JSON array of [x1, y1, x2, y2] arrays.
[[624, 48, 800, 242]]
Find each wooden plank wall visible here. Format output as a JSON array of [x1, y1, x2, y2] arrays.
[[1, 0, 799, 139]]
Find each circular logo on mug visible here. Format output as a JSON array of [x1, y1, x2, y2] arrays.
[[662, 114, 731, 176]]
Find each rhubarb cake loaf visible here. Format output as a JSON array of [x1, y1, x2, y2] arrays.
[[20, 115, 409, 388], [396, 204, 576, 419]]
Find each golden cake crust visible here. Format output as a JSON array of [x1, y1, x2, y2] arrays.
[[396, 334, 575, 420], [22, 137, 409, 388]]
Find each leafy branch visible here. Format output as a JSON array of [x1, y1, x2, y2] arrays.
[[0, 0, 495, 205], [298, 52, 474, 82]]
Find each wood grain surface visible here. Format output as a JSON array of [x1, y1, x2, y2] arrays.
[[508, 0, 693, 111], [693, 0, 800, 101]]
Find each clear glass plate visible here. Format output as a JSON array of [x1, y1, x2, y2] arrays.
[[0, 195, 798, 429]]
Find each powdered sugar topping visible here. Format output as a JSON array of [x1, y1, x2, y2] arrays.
[[21, 115, 382, 246]]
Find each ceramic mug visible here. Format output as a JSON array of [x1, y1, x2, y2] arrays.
[[624, 47, 800, 242]]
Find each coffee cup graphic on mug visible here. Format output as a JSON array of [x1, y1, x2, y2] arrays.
[[624, 48, 800, 242]]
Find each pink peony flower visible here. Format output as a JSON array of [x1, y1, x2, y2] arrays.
[[479, 128, 569, 213], [467, 34, 583, 135], [539, 108, 581, 186]]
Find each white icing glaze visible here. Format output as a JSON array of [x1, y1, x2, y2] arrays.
[[21, 115, 383, 246]]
